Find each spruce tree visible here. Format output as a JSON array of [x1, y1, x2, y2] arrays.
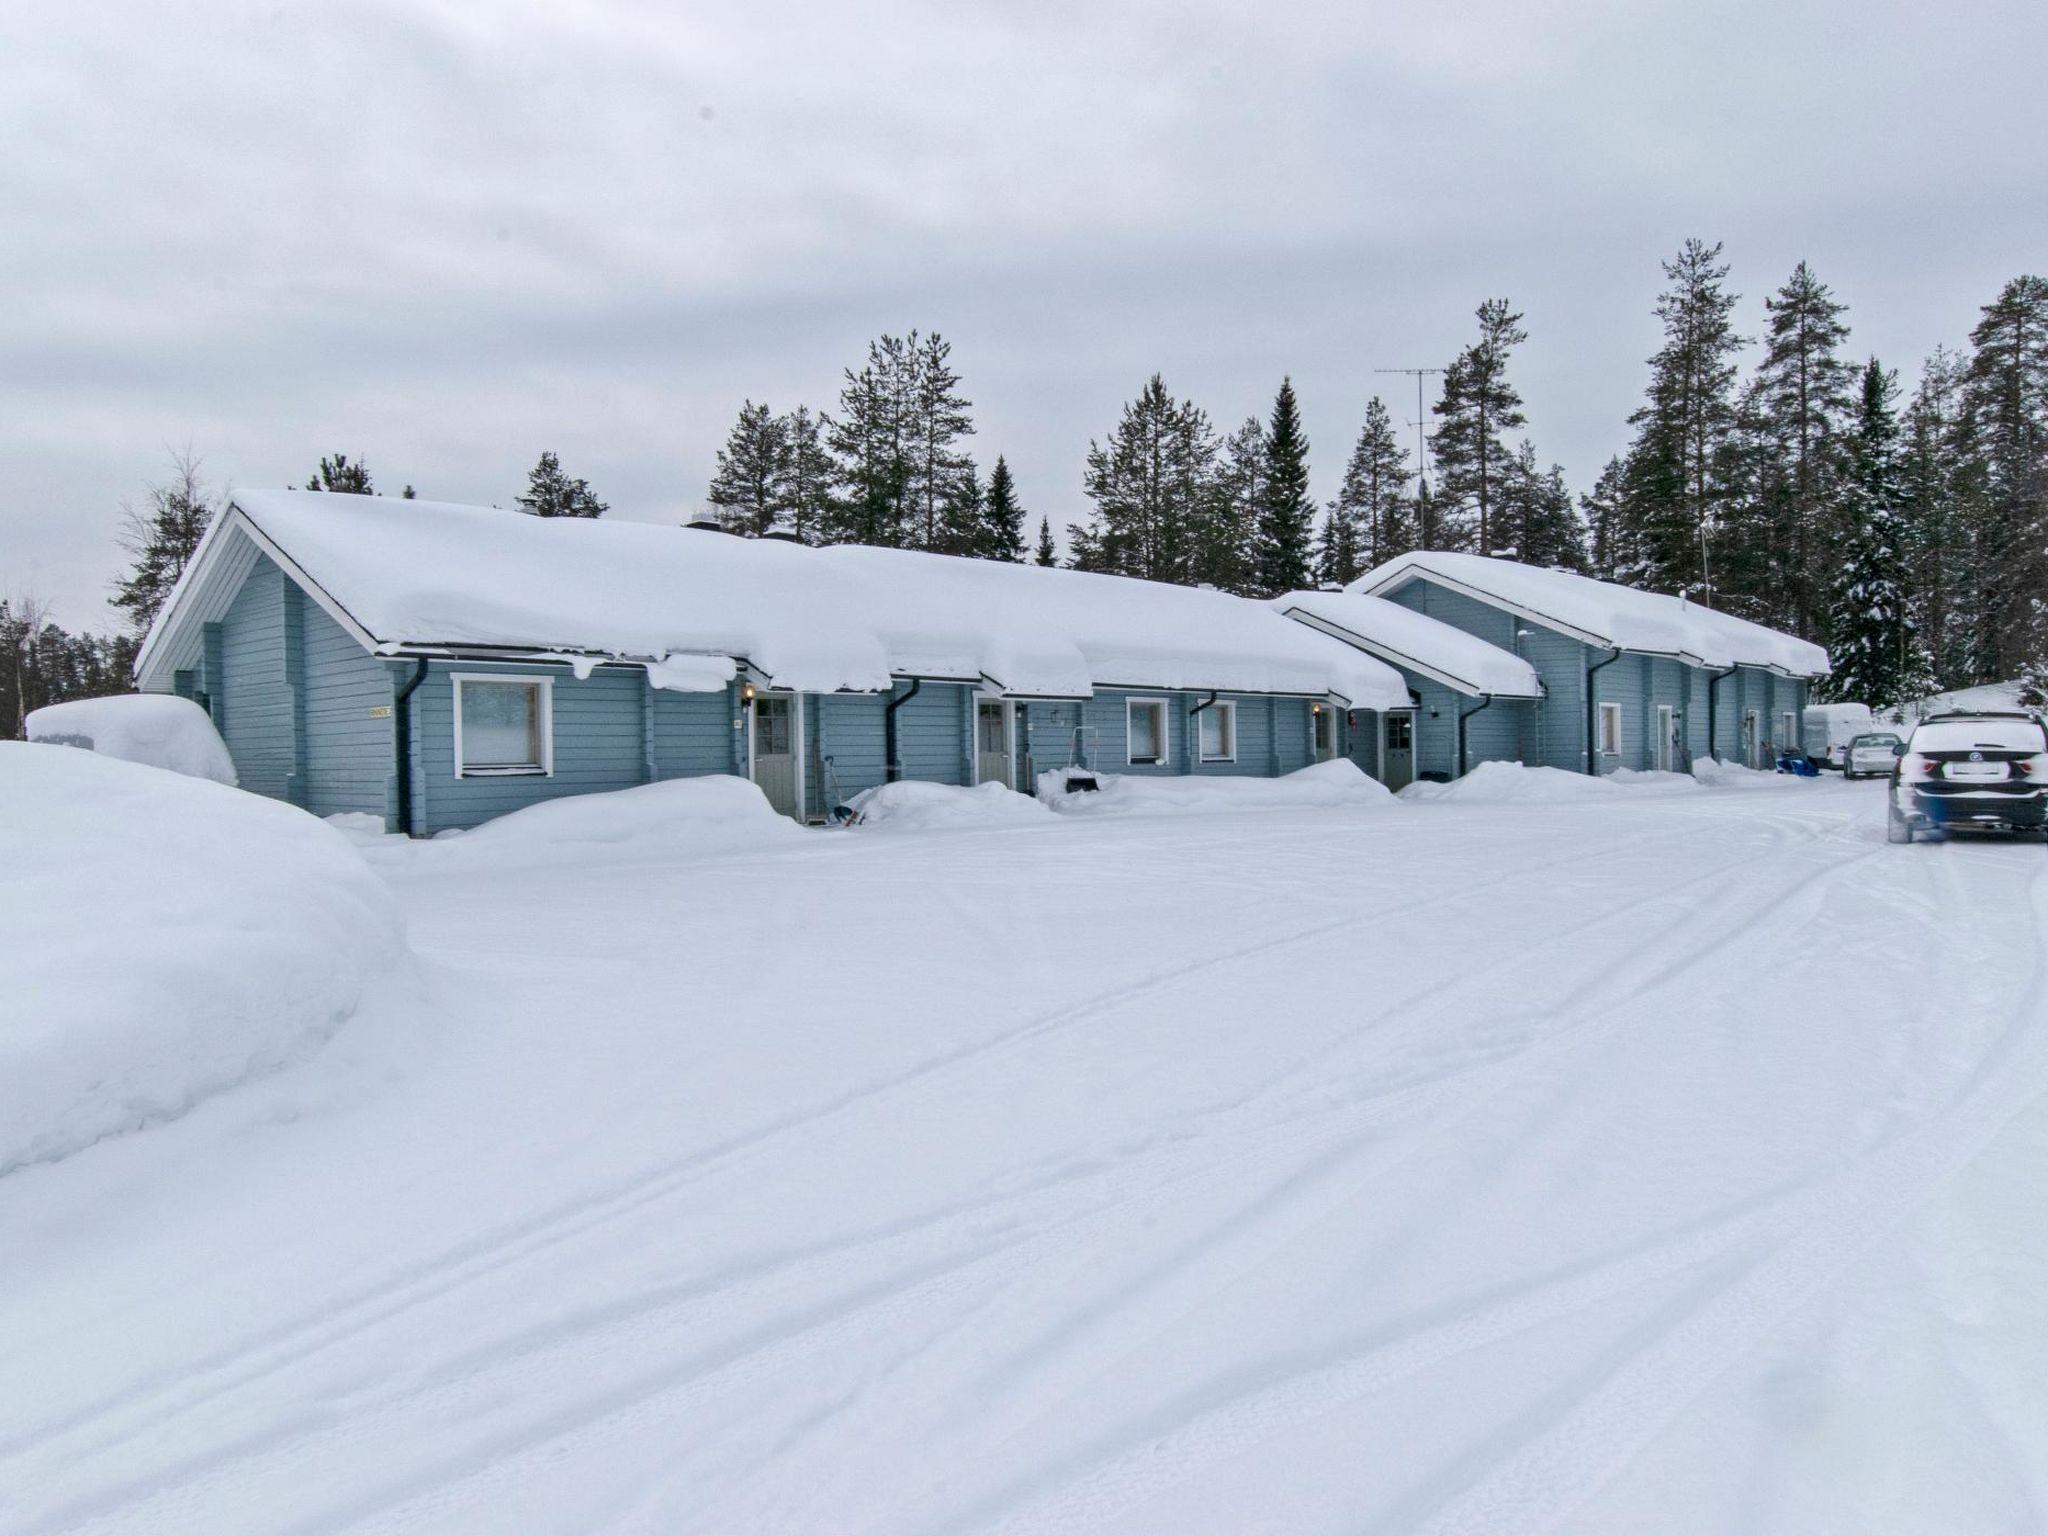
[[517, 450, 607, 518], [1581, 456, 1628, 581], [1959, 275, 2048, 682], [1329, 397, 1414, 572], [775, 405, 834, 544], [1190, 417, 1263, 592], [1430, 299, 1528, 555], [1615, 240, 1747, 598], [1826, 359, 1933, 710], [1499, 443, 1588, 571], [1311, 508, 1361, 587], [1753, 261, 1854, 633], [1072, 375, 1216, 582], [981, 455, 1026, 561], [1254, 377, 1316, 595], [826, 337, 912, 546], [111, 451, 215, 634], [305, 454, 374, 494], [705, 400, 787, 535], [1898, 347, 1971, 684], [903, 331, 975, 551], [1034, 515, 1057, 567], [933, 460, 986, 557]]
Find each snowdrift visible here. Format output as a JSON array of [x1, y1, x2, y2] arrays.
[[1402, 761, 1707, 804], [1039, 758, 1395, 815], [0, 743, 406, 1176], [847, 780, 1052, 830], [435, 774, 802, 862], [1690, 757, 1785, 789], [26, 693, 236, 785]]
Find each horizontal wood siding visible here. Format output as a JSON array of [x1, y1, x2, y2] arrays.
[[814, 692, 888, 811], [413, 661, 646, 833], [1592, 653, 1649, 773], [300, 599, 395, 821], [894, 683, 969, 785], [219, 556, 299, 801], [650, 687, 736, 779]]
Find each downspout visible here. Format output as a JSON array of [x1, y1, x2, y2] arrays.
[[883, 677, 921, 782], [1705, 664, 1738, 762], [1584, 647, 1623, 775], [1456, 693, 1494, 778], [392, 657, 429, 836]]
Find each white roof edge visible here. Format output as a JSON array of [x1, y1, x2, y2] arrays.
[[1280, 606, 1543, 700], [1354, 561, 1615, 650]]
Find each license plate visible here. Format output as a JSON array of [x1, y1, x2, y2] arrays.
[[1947, 761, 2009, 781]]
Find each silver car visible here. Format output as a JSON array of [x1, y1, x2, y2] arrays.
[[1843, 731, 1903, 779]]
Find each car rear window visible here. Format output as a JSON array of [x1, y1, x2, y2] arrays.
[[1909, 720, 2047, 753], [1850, 735, 1899, 748]]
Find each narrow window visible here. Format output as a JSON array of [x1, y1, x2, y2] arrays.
[[455, 676, 552, 776], [1312, 705, 1333, 755], [1127, 699, 1167, 765], [1781, 712, 1798, 753], [1597, 700, 1622, 757], [1199, 701, 1237, 763]]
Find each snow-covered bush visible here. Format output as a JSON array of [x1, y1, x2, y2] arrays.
[[0, 743, 407, 1175], [847, 780, 1051, 830], [26, 694, 236, 785], [436, 774, 801, 862], [1039, 758, 1394, 815]]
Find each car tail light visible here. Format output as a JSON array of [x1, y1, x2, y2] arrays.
[[2017, 757, 2048, 781], [1901, 754, 1937, 780]]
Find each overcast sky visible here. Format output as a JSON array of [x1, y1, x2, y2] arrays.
[[5, 0, 2045, 630]]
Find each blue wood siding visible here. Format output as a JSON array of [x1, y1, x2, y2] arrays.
[[412, 661, 647, 834], [218, 556, 300, 802], [650, 687, 736, 780], [893, 683, 971, 784], [300, 599, 396, 821], [811, 692, 888, 813]]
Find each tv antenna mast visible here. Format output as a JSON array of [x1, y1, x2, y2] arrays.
[[1374, 367, 1444, 493]]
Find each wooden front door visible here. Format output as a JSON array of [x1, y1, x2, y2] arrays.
[[752, 694, 800, 817], [1383, 710, 1415, 791], [976, 700, 1012, 789]]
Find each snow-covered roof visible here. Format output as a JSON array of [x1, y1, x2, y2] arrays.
[[138, 492, 1410, 707], [1274, 591, 1543, 699], [1352, 552, 1830, 677]]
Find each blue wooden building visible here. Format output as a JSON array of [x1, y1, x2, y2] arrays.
[[133, 492, 1408, 832], [1331, 553, 1829, 776]]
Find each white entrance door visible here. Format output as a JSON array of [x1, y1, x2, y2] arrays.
[[1383, 711, 1415, 791], [1741, 710, 1760, 770], [751, 693, 801, 818], [1312, 704, 1337, 763], [1656, 705, 1676, 771], [976, 699, 1012, 789]]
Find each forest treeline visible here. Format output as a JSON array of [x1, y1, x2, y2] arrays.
[[9, 241, 2043, 732]]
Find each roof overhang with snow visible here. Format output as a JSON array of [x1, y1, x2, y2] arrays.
[[137, 493, 1413, 710], [1352, 552, 1830, 678], [1276, 592, 1544, 700]]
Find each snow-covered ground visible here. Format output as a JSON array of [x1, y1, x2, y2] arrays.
[[7, 766, 2048, 1534]]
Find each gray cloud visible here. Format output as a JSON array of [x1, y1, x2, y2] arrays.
[[4, 0, 2044, 628]]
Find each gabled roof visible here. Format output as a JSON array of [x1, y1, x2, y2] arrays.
[[1352, 551, 1830, 677], [1274, 591, 1543, 699], [137, 491, 1411, 708]]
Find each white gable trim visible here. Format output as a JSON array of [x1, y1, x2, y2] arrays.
[[1280, 606, 1544, 701]]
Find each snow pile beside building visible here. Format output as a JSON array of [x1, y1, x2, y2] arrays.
[[847, 780, 1052, 831], [1039, 759, 1394, 815], [0, 743, 406, 1176], [25, 694, 237, 785], [1400, 761, 1687, 804], [1692, 757, 1787, 789], [438, 773, 801, 862]]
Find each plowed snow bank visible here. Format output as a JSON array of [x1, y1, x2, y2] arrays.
[[848, 780, 1051, 830], [0, 744, 406, 1175], [1040, 758, 1393, 814], [27, 694, 237, 784]]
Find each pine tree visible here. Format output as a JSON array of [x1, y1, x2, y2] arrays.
[[111, 450, 215, 634], [516, 450, 607, 518], [1615, 240, 1747, 598], [1034, 515, 1057, 567], [1254, 377, 1316, 595], [1190, 417, 1262, 592], [1959, 275, 2048, 683], [1826, 359, 1933, 710], [903, 332, 975, 551], [1498, 443, 1588, 570], [1430, 299, 1528, 555], [1581, 456, 1628, 581], [305, 454, 374, 494], [1752, 261, 1854, 633], [706, 400, 787, 536], [1072, 375, 1216, 583], [980, 455, 1026, 561], [825, 337, 912, 546], [1898, 347, 1971, 684], [775, 405, 834, 544], [1328, 397, 1414, 573]]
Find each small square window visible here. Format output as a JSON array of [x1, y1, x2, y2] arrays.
[[1127, 699, 1167, 765], [456, 675, 552, 776], [1199, 701, 1237, 763]]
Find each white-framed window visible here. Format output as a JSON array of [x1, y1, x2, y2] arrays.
[[453, 673, 553, 777], [1198, 700, 1237, 763], [1126, 697, 1168, 765], [1597, 700, 1622, 757]]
